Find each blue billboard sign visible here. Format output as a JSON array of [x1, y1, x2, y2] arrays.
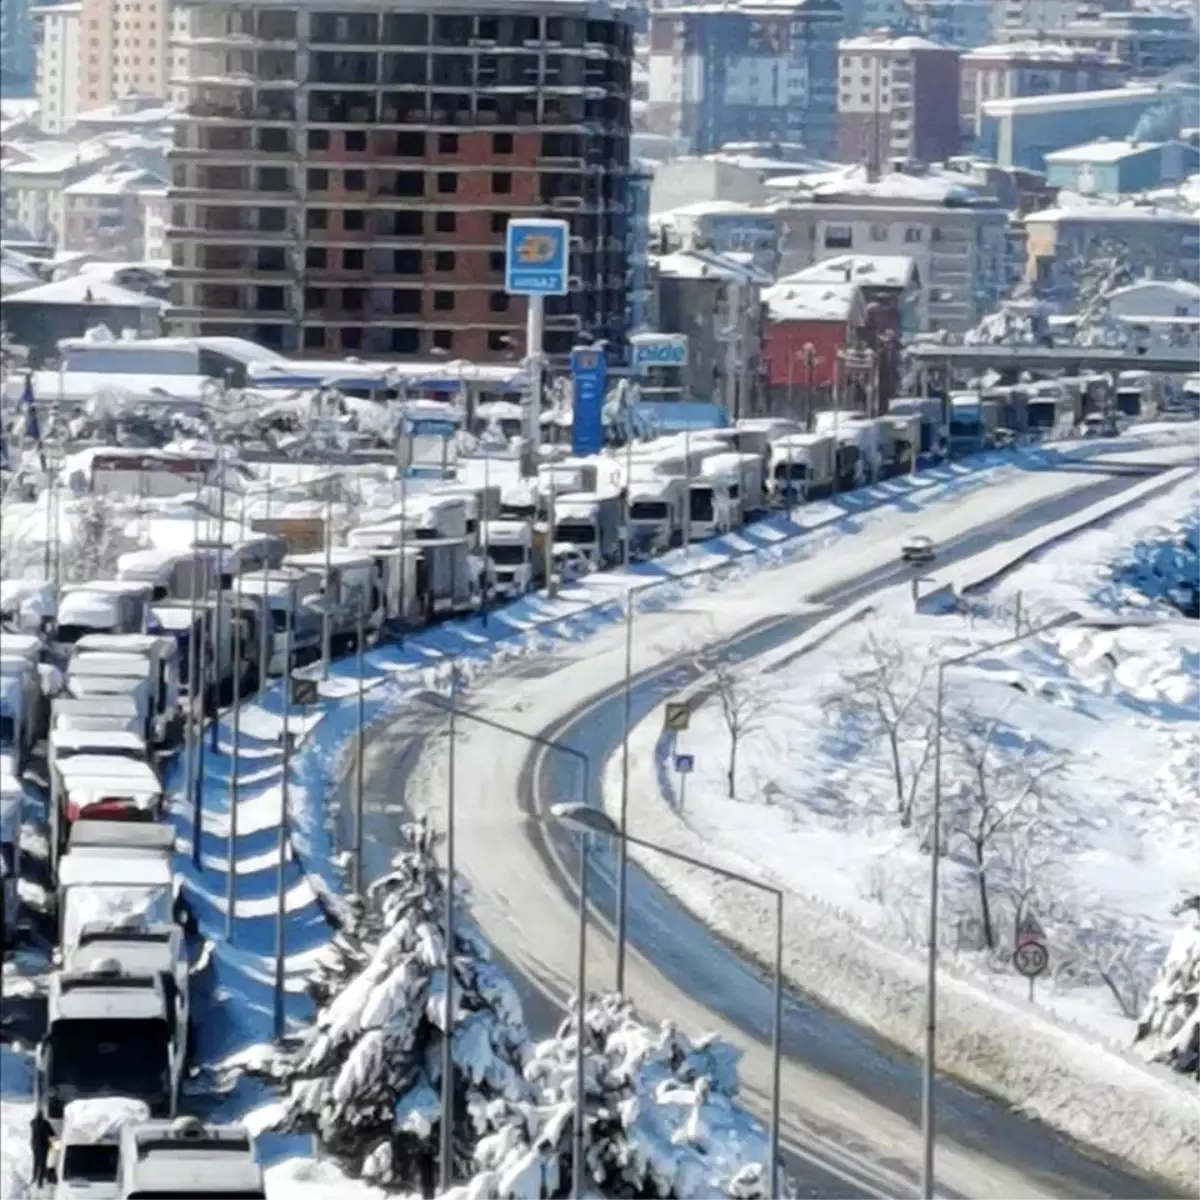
[[505, 219, 570, 296], [570, 344, 607, 456]]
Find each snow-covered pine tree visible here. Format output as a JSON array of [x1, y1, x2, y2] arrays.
[[1134, 896, 1200, 1078], [449, 992, 789, 1200], [258, 820, 532, 1195]]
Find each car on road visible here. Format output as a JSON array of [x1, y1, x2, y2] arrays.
[[901, 534, 936, 565]]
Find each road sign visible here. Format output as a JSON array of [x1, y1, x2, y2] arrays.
[[505, 218, 570, 296], [1015, 910, 1046, 945], [663, 702, 691, 733], [631, 333, 689, 372], [674, 753, 695, 774], [570, 344, 607, 456], [1013, 941, 1049, 979]]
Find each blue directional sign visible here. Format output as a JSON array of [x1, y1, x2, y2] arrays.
[[674, 754, 695, 775], [570, 344, 607, 456], [505, 218, 570, 296]]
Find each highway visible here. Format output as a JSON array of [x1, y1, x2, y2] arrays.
[[355, 455, 1192, 1199]]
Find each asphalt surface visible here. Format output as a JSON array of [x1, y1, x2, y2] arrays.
[[354, 461, 1191, 1199]]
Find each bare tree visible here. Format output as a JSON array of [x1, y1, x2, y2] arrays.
[[837, 633, 935, 827], [707, 660, 770, 800], [946, 711, 1064, 951]]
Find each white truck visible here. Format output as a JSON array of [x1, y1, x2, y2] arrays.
[[50, 753, 164, 861], [687, 471, 741, 541], [701, 452, 765, 520], [283, 548, 383, 650], [483, 521, 534, 598], [552, 491, 623, 569], [627, 476, 686, 557], [116, 1119, 266, 1199], [49, 1096, 151, 1200], [235, 567, 323, 675], [69, 635, 182, 747], [55, 583, 156, 649], [768, 433, 835, 502], [1, 779, 21, 944], [117, 548, 219, 604]]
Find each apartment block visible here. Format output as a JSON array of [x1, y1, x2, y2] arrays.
[[1004, 7, 1199, 73], [644, 0, 842, 158], [836, 33, 960, 168], [1, 0, 36, 97], [772, 168, 1011, 330], [33, 2, 81, 134], [76, 0, 169, 113], [904, 0, 996, 50], [167, 0, 634, 361], [960, 43, 1125, 141]]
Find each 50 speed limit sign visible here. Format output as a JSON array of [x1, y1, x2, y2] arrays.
[[1013, 941, 1049, 979]]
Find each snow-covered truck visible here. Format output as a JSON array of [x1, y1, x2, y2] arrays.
[[116, 1119, 265, 1199], [553, 491, 623, 569], [483, 521, 534, 598], [701, 451, 765, 519], [768, 433, 835, 501], [627, 477, 686, 556], [49, 1096, 152, 1198]]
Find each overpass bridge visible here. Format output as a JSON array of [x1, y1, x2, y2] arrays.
[[906, 343, 1198, 375]]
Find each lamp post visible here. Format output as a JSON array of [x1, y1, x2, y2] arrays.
[[614, 578, 659, 995], [550, 802, 784, 1200], [922, 611, 1077, 1199], [412, 689, 591, 1196], [272, 579, 296, 1044]]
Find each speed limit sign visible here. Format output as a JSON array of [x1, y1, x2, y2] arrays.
[[1013, 941, 1049, 979]]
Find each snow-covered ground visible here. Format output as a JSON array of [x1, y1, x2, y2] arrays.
[[603, 474, 1199, 1185]]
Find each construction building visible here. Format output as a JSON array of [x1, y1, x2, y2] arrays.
[[167, 0, 634, 361]]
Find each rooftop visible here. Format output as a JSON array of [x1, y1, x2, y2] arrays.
[[3, 276, 167, 308], [63, 164, 169, 198], [781, 254, 919, 289], [964, 41, 1119, 62], [981, 82, 1174, 118], [839, 32, 946, 51], [1043, 137, 1174, 165], [652, 246, 773, 283], [73, 98, 178, 126], [1025, 202, 1200, 224], [763, 280, 859, 322], [772, 163, 989, 206]]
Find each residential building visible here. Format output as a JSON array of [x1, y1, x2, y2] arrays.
[[1008, 9, 1200, 74], [999, 0, 1083, 37], [168, 0, 635, 362], [644, 0, 843, 159], [771, 165, 1011, 330], [840, 0, 908, 34], [1, 0, 36, 98], [648, 246, 769, 417], [649, 156, 775, 212], [782, 251, 920, 334], [653, 200, 782, 274], [904, 0, 994, 49], [33, 3, 82, 134], [960, 43, 1124, 142], [63, 163, 170, 257], [76, 0, 170, 113], [71, 94, 176, 137], [835, 33, 959, 169], [1023, 204, 1200, 297], [1043, 139, 1200, 196], [0, 138, 115, 241], [627, 159, 654, 334], [979, 84, 1194, 172]]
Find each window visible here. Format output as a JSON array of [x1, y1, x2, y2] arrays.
[[488, 251, 504, 272], [343, 288, 364, 311], [344, 210, 365, 230], [307, 168, 329, 191], [343, 248, 364, 269], [305, 247, 327, 268], [305, 288, 326, 308], [437, 171, 458, 194], [492, 171, 512, 194], [435, 212, 457, 233], [904, 226, 923, 243], [823, 224, 853, 249], [869, 223, 888, 242], [432, 329, 455, 351], [492, 132, 513, 154], [345, 130, 366, 151], [438, 132, 459, 153], [344, 169, 366, 190], [394, 130, 425, 156], [391, 328, 420, 353], [304, 326, 326, 349], [434, 291, 454, 311], [393, 289, 421, 313], [487, 331, 512, 352], [489, 292, 510, 313], [342, 327, 362, 350], [435, 250, 456, 271], [490, 211, 510, 234]]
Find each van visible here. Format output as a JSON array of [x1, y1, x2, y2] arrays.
[[49, 1096, 151, 1199], [116, 1118, 265, 1199]]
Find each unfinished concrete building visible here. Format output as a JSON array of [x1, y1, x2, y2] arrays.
[[167, 0, 634, 360]]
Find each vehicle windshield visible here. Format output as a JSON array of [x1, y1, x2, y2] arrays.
[[63, 1142, 121, 1183], [773, 461, 808, 482], [47, 1019, 170, 1116], [269, 608, 290, 633], [57, 624, 116, 646], [0, 714, 15, 747], [631, 501, 669, 521], [63, 885, 172, 950], [487, 544, 527, 566], [689, 490, 714, 522], [553, 522, 595, 546]]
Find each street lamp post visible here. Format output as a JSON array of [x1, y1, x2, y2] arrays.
[[272, 580, 296, 1044], [550, 803, 784, 1200], [411, 690, 591, 1196], [921, 612, 1077, 1198]]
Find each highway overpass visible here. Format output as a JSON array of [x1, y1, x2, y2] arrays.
[[907, 343, 1198, 375]]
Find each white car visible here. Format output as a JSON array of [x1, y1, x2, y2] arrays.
[[901, 534, 936, 564]]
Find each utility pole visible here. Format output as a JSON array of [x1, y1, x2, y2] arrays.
[[273, 583, 295, 1043], [352, 603, 366, 894], [225, 569, 244, 940], [439, 667, 458, 1191]]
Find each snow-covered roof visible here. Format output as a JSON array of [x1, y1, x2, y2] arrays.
[[0, 254, 40, 291], [1106, 279, 1200, 303], [63, 164, 168, 197], [655, 199, 760, 221], [763, 281, 858, 322], [781, 254, 918, 290], [1044, 138, 1171, 165], [1026, 203, 1200, 225], [964, 41, 1118, 62], [3, 275, 166, 308], [982, 83, 1170, 118], [652, 247, 772, 284], [796, 164, 986, 206], [74, 98, 177, 126], [839, 33, 946, 52]]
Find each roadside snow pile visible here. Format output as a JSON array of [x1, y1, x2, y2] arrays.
[[237, 821, 777, 1198], [1135, 898, 1200, 1076]]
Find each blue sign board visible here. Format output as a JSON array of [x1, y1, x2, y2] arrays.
[[674, 754, 695, 775], [570, 344, 607, 456], [404, 417, 457, 440], [505, 218, 570, 296]]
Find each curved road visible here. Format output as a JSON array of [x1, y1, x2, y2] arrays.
[[357, 458, 1189, 1199]]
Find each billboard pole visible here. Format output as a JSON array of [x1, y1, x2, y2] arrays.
[[523, 295, 544, 480]]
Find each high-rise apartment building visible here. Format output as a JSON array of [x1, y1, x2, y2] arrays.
[[33, 2, 82, 133], [1, 0, 36, 97], [75, 0, 169, 113], [836, 34, 960, 168], [644, 0, 842, 158], [167, 0, 634, 361]]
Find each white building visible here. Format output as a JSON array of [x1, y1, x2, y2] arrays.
[[32, 2, 80, 134]]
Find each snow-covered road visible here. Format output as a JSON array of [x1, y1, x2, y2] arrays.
[[362, 447, 1197, 1198]]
